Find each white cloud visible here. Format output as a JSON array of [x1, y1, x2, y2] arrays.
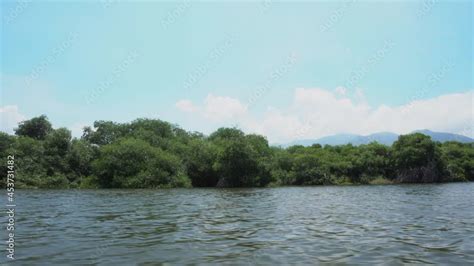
[[335, 86, 347, 96], [363, 92, 473, 136], [175, 99, 200, 113], [175, 94, 248, 123], [175, 88, 473, 143], [254, 108, 305, 141], [0, 105, 26, 134], [203, 94, 248, 122]]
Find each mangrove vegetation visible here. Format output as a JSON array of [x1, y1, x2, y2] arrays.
[[1, 115, 473, 188]]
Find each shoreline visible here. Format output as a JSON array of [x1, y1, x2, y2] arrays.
[[3, 117, 473, 190], [13, 180, 473, 190]]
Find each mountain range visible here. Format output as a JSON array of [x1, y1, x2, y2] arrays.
[[282, 130, 473, 147]]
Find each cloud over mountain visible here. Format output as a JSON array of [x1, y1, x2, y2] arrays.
[[175, 88, 473, 142]]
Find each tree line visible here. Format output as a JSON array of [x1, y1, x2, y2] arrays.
[[1, 115, 473, 188]]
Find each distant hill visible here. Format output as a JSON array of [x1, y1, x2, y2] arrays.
[[413, 129, 474, 143], [282, 130, 473, 147]]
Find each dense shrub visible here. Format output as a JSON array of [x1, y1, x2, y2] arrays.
[[92, 138, 189, 188], [1, 115, 473, 188]]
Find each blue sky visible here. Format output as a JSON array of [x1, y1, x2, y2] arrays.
[[1, 0, 472, 142]]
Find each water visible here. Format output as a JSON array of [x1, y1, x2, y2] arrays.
[[4, 183, 474, 265]]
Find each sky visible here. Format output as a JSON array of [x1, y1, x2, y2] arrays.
[[1, 0, 472, 143]]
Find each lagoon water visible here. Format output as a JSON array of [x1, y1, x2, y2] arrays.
[[6, 183, 474, 265]]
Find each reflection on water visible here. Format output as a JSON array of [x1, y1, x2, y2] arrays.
[[5, 183, 474, 264]]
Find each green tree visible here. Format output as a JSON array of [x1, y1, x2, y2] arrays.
[[210, 128, 272, 187], [345, 142, 392, 184], [0, 132, 14, 153], [12, 136, 48, 188], [185, 138, 219, 187], [92, 138, 189, 188], [66, 139, 97, 184], [291, 153, 332, 185], [441, 142, 474, 181], [82, 121, 127, 145], [0, 133, 16, 188], [270, 148, 295, 185], [392, 133, 444, 183], [14, 115, 52, 140], [44, 128, 72, 176]]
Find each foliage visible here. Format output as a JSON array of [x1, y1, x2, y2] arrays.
[[14, 115, 52, 140], [92, 138, 189, 188], [440, 142, 474, 181], [184, 138, 219, 187], [1, 115, 473, 188], [44, 128, 72, 176], [66, 139, 97, 183], [210, 129, 273, 187], [391, 133, 444, 182], [0, 132, 15, 188]]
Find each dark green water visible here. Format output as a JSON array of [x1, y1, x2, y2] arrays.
[[5, 183, 474, 265]]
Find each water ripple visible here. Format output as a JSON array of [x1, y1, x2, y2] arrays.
[[5, 183, 474, 265]]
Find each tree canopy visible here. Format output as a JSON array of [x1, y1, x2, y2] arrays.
[[14, 115, 52, 140], [1, 115, 473, 189]]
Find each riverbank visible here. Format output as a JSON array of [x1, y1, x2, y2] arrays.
[[14, 177, 474, 190], [2, 116, 473, 189]]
